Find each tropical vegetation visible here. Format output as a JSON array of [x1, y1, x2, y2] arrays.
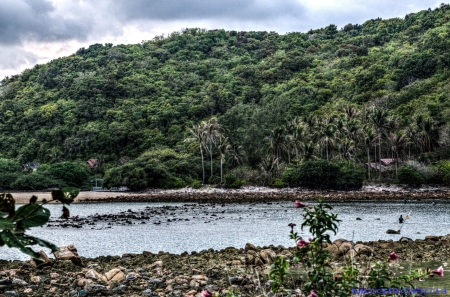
[[2, 5, 450, 189]]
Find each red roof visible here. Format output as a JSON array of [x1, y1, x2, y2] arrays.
[[380, 158, 396, 166], [87, 159, 98, 168]]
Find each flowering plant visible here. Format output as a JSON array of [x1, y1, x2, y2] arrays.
[[269, 198, 445, 297]]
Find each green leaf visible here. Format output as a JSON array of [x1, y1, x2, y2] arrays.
[[0, 218, 14, 230], [13, 204, 50, 229], [52, 187, 79, 204], [62, 187, 80, 200], [20, 234, 59, 252], [51, 189, 65, 202], [0, 230, 41, 259]]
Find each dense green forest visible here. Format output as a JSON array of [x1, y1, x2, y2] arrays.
[[2, 4, 450, 190]]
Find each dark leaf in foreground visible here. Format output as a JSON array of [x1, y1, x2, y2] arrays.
[[0, 193, 15, 218], [29, 195, 38, 204], [13, 204, 50, 229], [0, 230, 41, 259], [62, 206, 70, 219], [20, 234, 59, 253], [52, 187, 79, 204]]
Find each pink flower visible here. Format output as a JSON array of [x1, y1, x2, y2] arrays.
[[431, 266, 444, 277], [389, 251, 398, 262], [294, 200, 306, 208], [298, 238, 310, 248], [307, 290, 318, 297], [202, 290, 213, 297]]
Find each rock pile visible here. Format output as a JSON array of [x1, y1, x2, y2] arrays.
[[1, 235, 450, 296]]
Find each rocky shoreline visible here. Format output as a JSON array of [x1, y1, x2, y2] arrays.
[[83, 188, 450, 204], [8, 185, 450, 204], [1, 235, 449, 297]]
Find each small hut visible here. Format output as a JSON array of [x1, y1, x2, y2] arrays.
[[86, 159, 98, 169], [22, 162, 40, 172]]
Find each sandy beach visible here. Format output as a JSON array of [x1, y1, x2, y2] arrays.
[[6, 184, 450, 204], [8, 191, 149, 204]]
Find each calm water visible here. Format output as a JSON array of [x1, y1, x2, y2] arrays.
[[1, 200, 448, 261]]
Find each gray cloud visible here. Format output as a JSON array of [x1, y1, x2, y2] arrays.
[[0, 0, 91, 45], [0, 46, 37, 68], [302, 0, 443, 30], [110, 0, 306, 21]]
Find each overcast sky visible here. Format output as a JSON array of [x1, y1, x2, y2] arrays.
[[0, 0, 444, 80]]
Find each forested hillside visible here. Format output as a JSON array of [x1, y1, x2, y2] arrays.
[[2, 4, 450, 190]]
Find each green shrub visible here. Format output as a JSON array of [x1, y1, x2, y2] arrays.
[[223, 173, 245, 189], [230, 166, 260, 185], [207, 175, 221, 185], [104, 148, 200, 190], [191, 180, 202, 189], [11, 172, 64, 190], [104, 164, 148, 190], [269, 178, 287, 188], [156, 177, 187, 189], [282, 160, 364, 190], [405, 160, 440, 184], [0, 158, 22, 173], [436, 160, 450, 185], [0, 172, 21, 189], [282, 166, 302, 187], [335, 161, 365, 190], [397, 165, 424, 187], [39, 162, 91, 188], [285, 160, 340, 190]]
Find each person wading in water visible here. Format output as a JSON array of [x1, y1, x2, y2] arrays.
[[399, 215, 404, 224]]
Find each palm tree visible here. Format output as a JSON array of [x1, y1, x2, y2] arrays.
[[415, 115, 438, 153], [185, 122, 208, 184], [388, 130, 407, 175], [344, 104, 360, 120], [265, 127, 285, 165], [204, 117, 222, 180], [285, 118, 306, 163], [318, 120, 337, 161], [217, 135, 230, 183], [404, 124, 417, 159], [226, 143, 245, 168], [363, 126, 377, 180], [301, 141, 318, 161], [369, 107, 390, 179], [338, 137, 357, 161]]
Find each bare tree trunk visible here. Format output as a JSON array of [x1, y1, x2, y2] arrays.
[[210, 141, 213, 179], [367, 147, 371, 180], [220, 157, 223, 183], [374, 143, 377, 178], [379, 136, 382, 180], [395, 150, 399, 176], [200, 144, 205, 184]]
